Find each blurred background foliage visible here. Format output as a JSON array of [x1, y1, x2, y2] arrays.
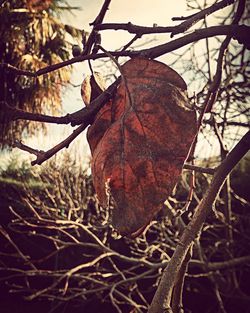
[[0, 0, 82, 146]]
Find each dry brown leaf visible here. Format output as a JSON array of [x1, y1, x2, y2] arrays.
[[81, 72, 106, 106], [87, 57, 197, 237]]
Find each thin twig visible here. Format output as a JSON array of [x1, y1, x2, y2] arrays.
[[204, 0, 246, 113], [14, 123, 86, 165], [183, 163, 216, 175], [186, 0, 246, 162], [0, 225, 37, 270], [171, 0, 235, 37], [96, 22, 175, 34], [83, 0, 112, 54]]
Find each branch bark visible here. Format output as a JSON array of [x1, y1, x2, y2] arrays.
[[171, 246, 193, 313], [12, 78, 121, 165], [141, 24, 249, 59], [171, 0, 235, 36], [1, 25, 249, 78], [83, 0, 112, 54], [148, 130, 250, 313], [96, 0, 235, 37]]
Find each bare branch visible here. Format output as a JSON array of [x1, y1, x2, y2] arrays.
[[96, 22, 175, 34], [141, 24, 250, 59], [204, 0, 246, 113], [172, 246, 193, 313], [12, 78, 120, 165], [90, 0, 112, 26], [204, 120, 250, 128], [121, 34, 141, 51], [171, 0, 235, 36], [208, 255, 250, 271], [96, 0, 235, 38], [1, 101, 71, 124], [2, 25, 249, 79], [13, 141, 45, 157], [148, 130, 250, 313], [183, 163, 216, 175], [1, 77, 120, 127], [83, 0, 112, 54], [0, 225, 37, 270], [0, 63, 37, 77], [13, 123, 86, 165]]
